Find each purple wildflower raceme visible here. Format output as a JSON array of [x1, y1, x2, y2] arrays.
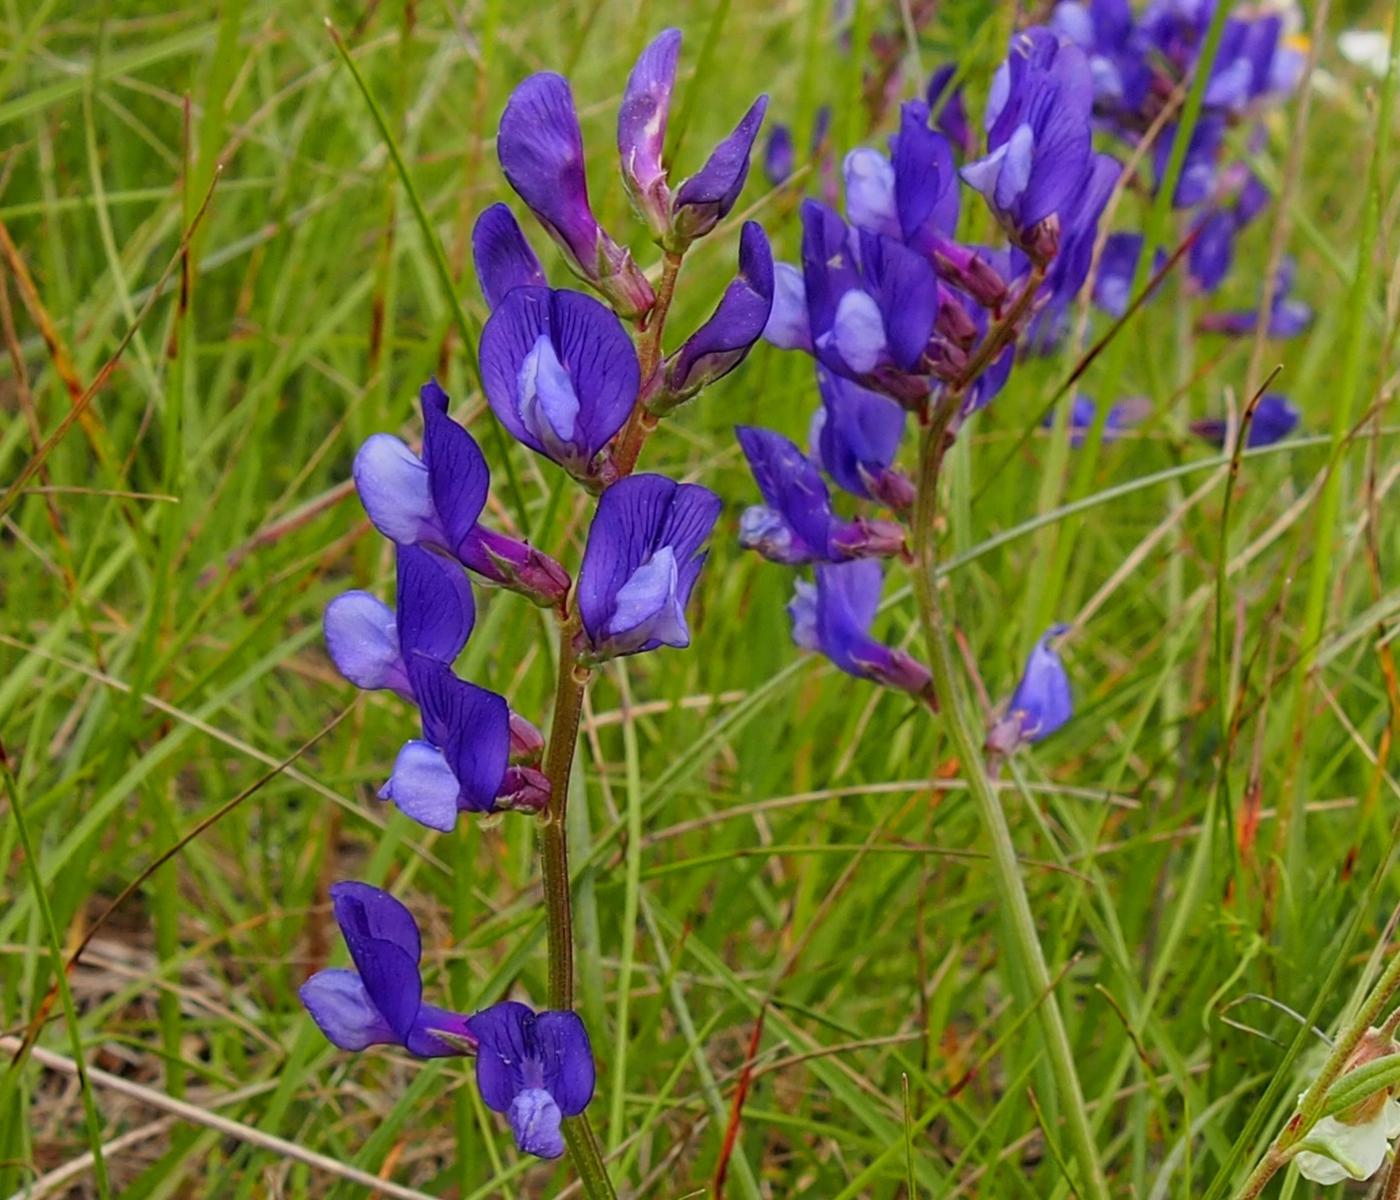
[[472, 204, 548, 311], [736, 425, 906, 564], [497, 73, 654, 319], [986, 625, 1073, 754], [810, 369, 914, 509], [1190, 393, 1300, 448], [467, 1001, 595, 1160], [576, 473, 722, 662], [656, 221, 774, 411], [788, 559, 932, 698], [353, 381, 570, 607], [300, 882, 476, 1058], [480, 287, 640, 482], [1198, 257, 1312, 338]]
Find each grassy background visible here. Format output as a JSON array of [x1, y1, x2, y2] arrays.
[[2, 0, 1398, 1195]]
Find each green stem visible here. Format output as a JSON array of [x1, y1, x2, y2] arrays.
[[909, 412, 1109, 1200], [1233, 940, 1400, 1199], [1, 747, 111, 1197]]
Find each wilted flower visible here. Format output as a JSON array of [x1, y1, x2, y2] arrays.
[[1190, 393, 1299, 448], [479, 287, 640, 482], [467, 1001, 595, 1160], [788, 560, 933, 698], [497, 73, 654, 318], [655, 221, 774, 411], [353, 381, 570, 607], [986, 625, 1073, 754], [1295, 1026, 1400, 1185], [736, 425, 906, 564], [576, 473, 722, 662]]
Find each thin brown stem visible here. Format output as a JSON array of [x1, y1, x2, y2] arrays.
[[613, 250, 684, 475]]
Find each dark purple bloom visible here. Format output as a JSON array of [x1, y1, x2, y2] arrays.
[[763, 123, 795, 186], [961, 29, 1095, 254], [657, 222, 774, 409], [1190, 393, 1299, 448], [466, 1001, 595, 1160], [353, 381, 570, 606], [1197, 258, 1312, 338], [736, 425, 905, 564], [1188, 208, 1236, 293], [671, 95, 769, 244], [497, 73, 654, 319], [379, 656, 513, 829], [324, 543, 475, 701], [800, 201, 939, 402], [1045, 393, 1148, 446], [472, 204, 547, 311], [618, 28, 681, 240], [1091, 232, 1165, 318], [926, 63, 975, 159], [1048, 0, 1149, 113], [987, 625, 1073, 753], [576, 473, 721, 661], [1153, 114, 1225, 209], [788, 560, 932, 698], [479, 287, 640, 480], [300, 882, 475, 1058], [810, 369, 912, 508]]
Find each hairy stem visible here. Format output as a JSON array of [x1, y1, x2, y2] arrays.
[[909, 406, 1109, 1200]]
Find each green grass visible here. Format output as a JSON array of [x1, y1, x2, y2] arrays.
[[2, 0, 1399, 1196]]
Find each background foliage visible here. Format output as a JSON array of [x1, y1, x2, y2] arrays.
[[2, 0, 1398, 1195]]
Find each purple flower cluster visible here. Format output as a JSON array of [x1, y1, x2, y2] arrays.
[[1052, 0, 1309, 444], [306, 26, 770, 1165]]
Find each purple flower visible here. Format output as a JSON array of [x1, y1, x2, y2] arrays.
[[926, 64, 976, 159], [466, 1000, 595, 1160], [1197, 258, 1312, 338], [1091, 232, 1165, 318], [618, 28, 681, 240], [788, 560, 932, 698], [1190, 393, 1299, 448], [763, 123, 795, 186], [763, 261, 813, 352], [961, 29, 1095, 256], [987, 625, 1073, 753], [657, 222, 774, 409], [324, 543, 475, 701], [1153, 114, 1225, 209], [472, 204, 547, 311], [379, 656, 513, 829], [1188, 208, 1236, 293], [671, 95, 769, 245], [800, 201, 939, 404], [810, 369, 913, 508], [736, 425, 905, 564], [891, 101, 961, 256], [1045, 393, 1149, 446], [353, 381, 570, 607], [497, 73, 654, 319], [576, 473, 721, 661], [479, 287, 640, 480], [300, 882, 475, 1058]]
